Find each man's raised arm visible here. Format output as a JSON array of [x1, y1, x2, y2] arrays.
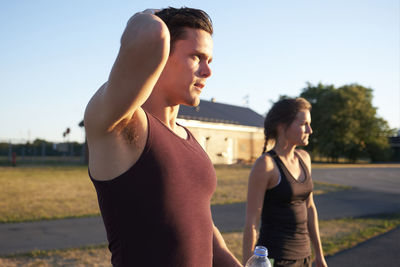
[[84, 11, 170, 137]]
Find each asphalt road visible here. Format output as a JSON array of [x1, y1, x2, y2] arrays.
[[325, 226, 400, 267], [312, 167, 400, 194], [213, 167, 400, 231], [312, 168, 400, 194]]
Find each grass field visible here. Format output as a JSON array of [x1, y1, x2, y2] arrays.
[[223, 213, 400, 263], [0, 166, 98, 223], [0, 164, 399, 265], [1, 213, 399, 266], [0, 165, 349, 223]]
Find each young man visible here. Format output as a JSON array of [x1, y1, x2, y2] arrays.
[[84, 7, 242, 267]]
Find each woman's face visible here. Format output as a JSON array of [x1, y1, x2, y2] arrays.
[[285, 109, 313, 146]]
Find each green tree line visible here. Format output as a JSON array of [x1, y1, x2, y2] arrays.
[[0, 139, 84, 157], [298, 83, 396, 162]]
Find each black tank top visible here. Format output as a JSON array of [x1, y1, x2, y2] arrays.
[[257, 150, 313, 260], [90, 111, 217, 266]]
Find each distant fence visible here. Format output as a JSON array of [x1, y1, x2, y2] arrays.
[[0, 141, 86, 166]]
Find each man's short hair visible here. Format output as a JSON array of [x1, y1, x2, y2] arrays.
[[155, 7, 213, 52]]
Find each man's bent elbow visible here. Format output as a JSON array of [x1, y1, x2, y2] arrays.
[[121, 14, 170, 51]]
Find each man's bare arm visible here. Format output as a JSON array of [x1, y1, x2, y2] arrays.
[[212, 225, 243, 267], [84, 11, 170, 137]]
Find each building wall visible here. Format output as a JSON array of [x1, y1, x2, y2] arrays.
[[177, 119, 264, 164]]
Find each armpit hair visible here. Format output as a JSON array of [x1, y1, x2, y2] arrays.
[[114, 114, 139, 146]]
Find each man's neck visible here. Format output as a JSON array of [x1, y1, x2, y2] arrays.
[[142, 98, 180, 131]]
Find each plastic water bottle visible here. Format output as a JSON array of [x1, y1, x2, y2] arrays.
[[245, 246, 272, 267]]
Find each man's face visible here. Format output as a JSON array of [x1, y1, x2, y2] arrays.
[[156, 28, 213, 106]]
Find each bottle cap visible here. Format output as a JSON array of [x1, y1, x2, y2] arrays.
[[254, 246, 268, 257]]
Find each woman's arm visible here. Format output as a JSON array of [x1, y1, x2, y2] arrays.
[[242, 155, 277, 264], [307, 193, 328, 267], [298, 149, 328, 267]]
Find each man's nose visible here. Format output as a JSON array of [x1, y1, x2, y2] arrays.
[[199, 62, 212, 78]]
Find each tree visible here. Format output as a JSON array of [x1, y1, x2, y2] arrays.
[[300, 83, 394, 162], [300, 83, 342, 161]]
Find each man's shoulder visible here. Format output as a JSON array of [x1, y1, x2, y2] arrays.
[[86, 108, 149, 181]]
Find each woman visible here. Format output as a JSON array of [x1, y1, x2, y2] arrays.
[[242, 97, 327, 267]]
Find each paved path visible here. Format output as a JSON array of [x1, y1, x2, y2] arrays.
[[1, 167, 399, 266], [325, 226, 400, 267], [312, 167, 400, 194], [211, 187, 400, 231], [311, 167, 400, 267], [0, 217, 106, 256]]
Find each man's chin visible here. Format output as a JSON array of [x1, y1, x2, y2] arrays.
[[181, 96, 200, 107], [192, 98, 200, 106]]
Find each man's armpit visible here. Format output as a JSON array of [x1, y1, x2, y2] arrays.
[[114, 113, 140, 146]]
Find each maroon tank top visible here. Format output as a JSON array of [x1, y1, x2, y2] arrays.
[[90, 111, 217, 266], [257, 150, 313, 260]]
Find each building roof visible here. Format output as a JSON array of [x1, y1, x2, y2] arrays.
[[178, 99, 264, 127], [79, 100, 265, 128]]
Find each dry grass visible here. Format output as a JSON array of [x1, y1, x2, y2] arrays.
[[0, 166, 99, 223], [0, 245, 111, 267], [0, 164, 397, 265], [212, 165, 253, 205], [319, 213, 400, 256], [0, 165, 347, 223], [2, 214, 399, 266], [224, 213, 400, 263], [312, 181, 350, 195]]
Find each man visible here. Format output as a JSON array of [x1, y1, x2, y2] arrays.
[[84, 7, 242, 267]]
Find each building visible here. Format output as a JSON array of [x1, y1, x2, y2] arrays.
[[389, 135, 400, 162], [79, 99, 265, 164], [177, 99, 265, 164]]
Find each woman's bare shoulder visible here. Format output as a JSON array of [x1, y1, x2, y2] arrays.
[[295, 149, 312, 170], [296, 149, 310, 160], [253, 153, 276, 172], [250, 153, 280, 187]]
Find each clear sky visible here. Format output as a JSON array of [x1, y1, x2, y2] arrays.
[[1, 0, 399, 143]]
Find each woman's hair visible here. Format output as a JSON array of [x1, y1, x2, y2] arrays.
[[155, 7, 213, 52], [262, 97, 311, 154]]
